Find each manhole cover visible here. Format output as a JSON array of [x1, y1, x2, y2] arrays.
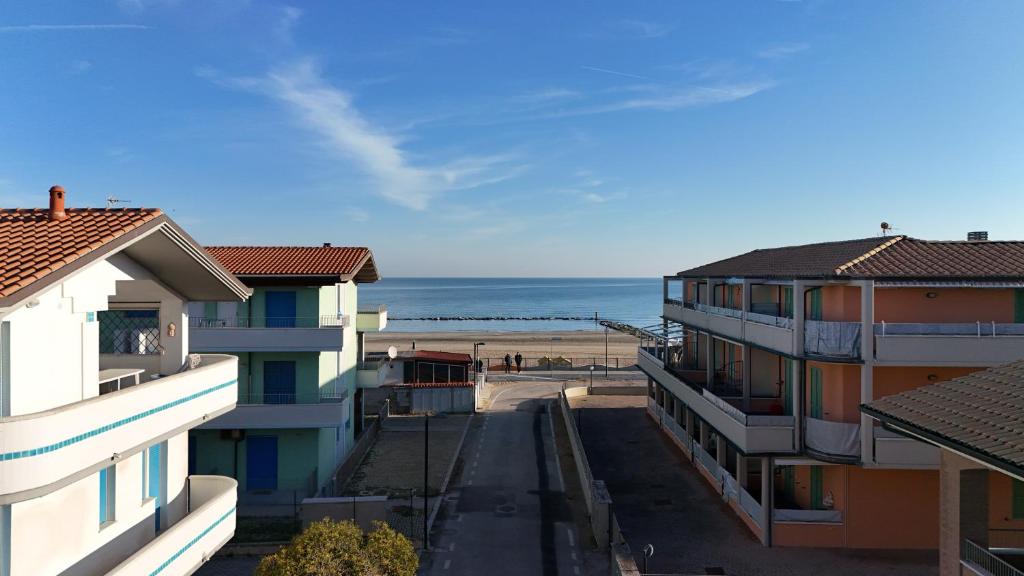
[[495, 504, 518, 517]]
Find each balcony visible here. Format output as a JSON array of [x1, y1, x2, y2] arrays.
[[0, 355, 237, 502], [107, 475, 237, 576], [804, 320, 862, 359], [874, 322, 1024, 366], [189, 315, 349, 352], [638, 347, 796, 454], [356, 305, 388, 332], [961, 539, 1024, 576], [872, 426, 939, 467], [662, 300, 796, 356], [199, 389, 349, 430]]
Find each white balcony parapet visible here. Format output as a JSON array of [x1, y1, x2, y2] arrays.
[[107, 475, 237, 576], [356, 305, 388, 332], [0, 354, 237, 502], [774, 508, 843, 524], [189, 315, 349, 329], [739, 486, 763, 528], [805, 417, 861, 459], [873, 426, 939, 467], [747, 311, 794, 329], [695, 303, 744, 319]]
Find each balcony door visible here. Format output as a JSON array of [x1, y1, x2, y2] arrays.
[[1016, 289, 1024, 323], [265, 291, 297, 328], [246, 436, 278, 491], [263, 361, 297, 404]]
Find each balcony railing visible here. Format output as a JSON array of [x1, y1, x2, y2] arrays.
[[875, 322, 1024, 337], [804, 320, 862, 358], [107, 475, 237, 576], [747, 311, 794, 329], [962, 539, 1024, 576], [0, 355, 237, 500], [237, 390, 347, 405], [189, 315, 349, 329], [694, 303, 744, 319]]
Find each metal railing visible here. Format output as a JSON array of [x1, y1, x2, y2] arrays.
[[695, 303, 744, 319], [962, 539, 1024, 576], [876, 321, 1024, 337], [237, 390, 347, 405], [189, 315, 349, 329], [747, 311, 795, 329], [482, 356, 638, 371]]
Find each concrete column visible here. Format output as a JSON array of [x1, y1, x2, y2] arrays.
[[792, 358, 803, 451], [663, 276, 669, 301], [859, 280, 875, 465], [742, 345, 752, 402], [716, 434, 728, 467], [737, 455, 749, 489], [793, 280, 806, 356], [939, 452, 989, 576], [760, 456, 772, 546]]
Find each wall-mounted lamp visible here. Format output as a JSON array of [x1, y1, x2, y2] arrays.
[[167, 322, 177, 337], [925, 292, 938, 299], [927, 374, 939, 381], [25, 299, 40, 308]]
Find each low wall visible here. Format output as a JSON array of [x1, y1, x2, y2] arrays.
[[330, 403, 388, 495], [590, 385, 647, 396], [299, 496, 388, 532]]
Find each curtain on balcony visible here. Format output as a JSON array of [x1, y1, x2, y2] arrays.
[[804, 320, 861, 358], [805, 417, 861, 458]]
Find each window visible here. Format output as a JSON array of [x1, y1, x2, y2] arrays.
[[99, 465, 116, 526], [99, 309, 160, 354], [809, 367, 823, 419], [1014, 479, 1024, 519]]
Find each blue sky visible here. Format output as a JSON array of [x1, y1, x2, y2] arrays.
[[1, 1, 1023, 276]]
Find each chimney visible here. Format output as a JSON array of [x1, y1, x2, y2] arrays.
[[48, 185, 68, 222], [967, 231, 988, 242], [323, 242, 332, 248]]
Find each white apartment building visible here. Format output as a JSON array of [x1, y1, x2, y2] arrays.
[[0, 187, 250, 575]]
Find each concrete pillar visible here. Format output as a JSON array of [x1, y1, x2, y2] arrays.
[[792, 358, 803, 451], [716, 434, 728, 467], [939, 451, 989, 576], [663, 276, 669, 302], [741, 345, 752, 403], [793, 280, 806, 356], [860, 280, 875, 464], [760, 456, 772, 546], [737, 455, 749, 489]]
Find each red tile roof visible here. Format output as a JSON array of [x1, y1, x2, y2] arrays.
[[677, 236, 1024, 280], [0, 208, 162, 299], [204, 246, 380, 283], [403, 350, 473, 364]]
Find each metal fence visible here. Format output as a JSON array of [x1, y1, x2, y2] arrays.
[[483, 356, 638, 372], [188, 315, 348, 328], [237, 391, 347, 405], [962, 539, 1024, 576]]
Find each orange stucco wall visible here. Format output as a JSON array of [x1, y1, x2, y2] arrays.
[[875, 288, 1016, 323], [773, 463, 848, 547], [820, 285, 861, 322], [846, 467, 940, 549], [989, 472, 1024, 548], [873, 366, 984, 400], [807, 361, 862, 423], [773, 521, 846, 547]]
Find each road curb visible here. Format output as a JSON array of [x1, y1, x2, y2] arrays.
[[425, 412, 474, 543]]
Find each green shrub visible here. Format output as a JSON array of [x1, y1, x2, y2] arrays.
[[255, 519, 418, 576]]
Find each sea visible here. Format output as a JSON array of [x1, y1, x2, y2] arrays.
[[358, 277, 662, 332]]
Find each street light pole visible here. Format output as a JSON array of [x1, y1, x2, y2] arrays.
[[604, 326, 609, 377], [423, 413, 429, 549], [589, 365, 594, 394], [473, 342, 485, 379]]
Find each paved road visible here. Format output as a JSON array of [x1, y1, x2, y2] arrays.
[[419, 382, 602, 576]]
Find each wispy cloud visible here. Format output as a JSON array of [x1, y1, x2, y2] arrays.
[[0, 24, 149, 33], [203, 60, 525, 210], [345, 207, 369, 222], [618, 19, 674, 39], [513, 87, 581, 104], [581, 65, 652, 81], [541, 82, 773, 118], [756, 42, 810, 60], [71, 59, 93, 74], [274, 5, 302, 43]]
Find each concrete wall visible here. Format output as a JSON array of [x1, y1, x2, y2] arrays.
[[873, 366, 981, 400], [192, 428, 320, 493], [846, 466, 939, 549], [806, 361, 861, 424], [299, 496, 387, 532], [819, 285, 861, 322], [875, 288, 1016, 323], [750, 347, 783, 397]]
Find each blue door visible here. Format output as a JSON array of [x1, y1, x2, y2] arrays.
[[263, 361, 296, 404], [148, 443, 162, 531], [246, 436, 278, 491], [265, 291, 297, 328]]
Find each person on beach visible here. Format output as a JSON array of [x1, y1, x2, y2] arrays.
[[514, 352, 523, 373], [504, 353, 512, 373]]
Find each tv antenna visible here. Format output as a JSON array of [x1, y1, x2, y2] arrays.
[[106, 196, 131, 209], [880, 222, 898, 237]]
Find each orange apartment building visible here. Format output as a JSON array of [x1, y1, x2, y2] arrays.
[[638, 234, 1024, 549]]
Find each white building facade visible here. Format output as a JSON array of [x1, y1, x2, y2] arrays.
[[0, 187, 250, 575]]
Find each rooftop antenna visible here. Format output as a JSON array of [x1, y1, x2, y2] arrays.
[[880, 221, 894, 237], [106, 196, 131, 209]]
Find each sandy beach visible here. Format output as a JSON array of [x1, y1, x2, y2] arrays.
[[364, 330, 639, 363]]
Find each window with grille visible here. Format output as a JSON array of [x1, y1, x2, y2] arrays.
[[99, 309, 160, 354]]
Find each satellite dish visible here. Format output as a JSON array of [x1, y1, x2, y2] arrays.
[[387, 346, 398, 360]]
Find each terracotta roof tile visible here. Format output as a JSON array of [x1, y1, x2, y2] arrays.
[[862, 360, 1024, 476], [677, 235, 1024, 280], [204, 246, 379, 282], [401, 350, 474, 364], [0, 208, 162, 299]]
